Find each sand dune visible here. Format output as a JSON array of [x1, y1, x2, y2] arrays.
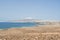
[[0, 25, 60, 40]]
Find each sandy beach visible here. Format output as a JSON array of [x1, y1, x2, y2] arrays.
[[0, 25, 60, 40]]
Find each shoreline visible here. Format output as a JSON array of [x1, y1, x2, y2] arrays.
[[0, 25, 60, 30]]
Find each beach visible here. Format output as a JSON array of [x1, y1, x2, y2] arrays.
[[0, 25, 60, 40]]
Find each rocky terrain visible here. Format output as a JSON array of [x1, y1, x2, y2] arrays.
[[0, 25, 60, 40]]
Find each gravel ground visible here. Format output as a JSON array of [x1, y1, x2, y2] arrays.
[[0, 25, 60, 40]]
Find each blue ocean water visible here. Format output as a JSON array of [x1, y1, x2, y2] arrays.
[[0, 22, 37, 29]]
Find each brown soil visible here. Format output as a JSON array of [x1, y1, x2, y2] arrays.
[[0, 25, 60, 40]]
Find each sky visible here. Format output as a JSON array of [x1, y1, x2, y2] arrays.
[[0, 0, 60, 21]]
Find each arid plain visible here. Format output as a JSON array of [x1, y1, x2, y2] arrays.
[[0, 25, 60, 40]]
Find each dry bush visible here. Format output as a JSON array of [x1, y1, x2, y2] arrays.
[[0, 25, 60, 40]]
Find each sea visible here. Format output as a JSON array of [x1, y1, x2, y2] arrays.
[[0, 22, 37, 29]]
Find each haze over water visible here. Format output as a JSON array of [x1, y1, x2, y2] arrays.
[[0, 0, 60, 29]]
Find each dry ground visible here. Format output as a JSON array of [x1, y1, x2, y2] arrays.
[[0, 25, 60, 40]]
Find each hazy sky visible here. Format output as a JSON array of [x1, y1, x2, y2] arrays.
[[0, 0, 60, 21]]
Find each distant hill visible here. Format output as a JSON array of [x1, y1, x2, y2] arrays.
[[6, 19, 60, 25]]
